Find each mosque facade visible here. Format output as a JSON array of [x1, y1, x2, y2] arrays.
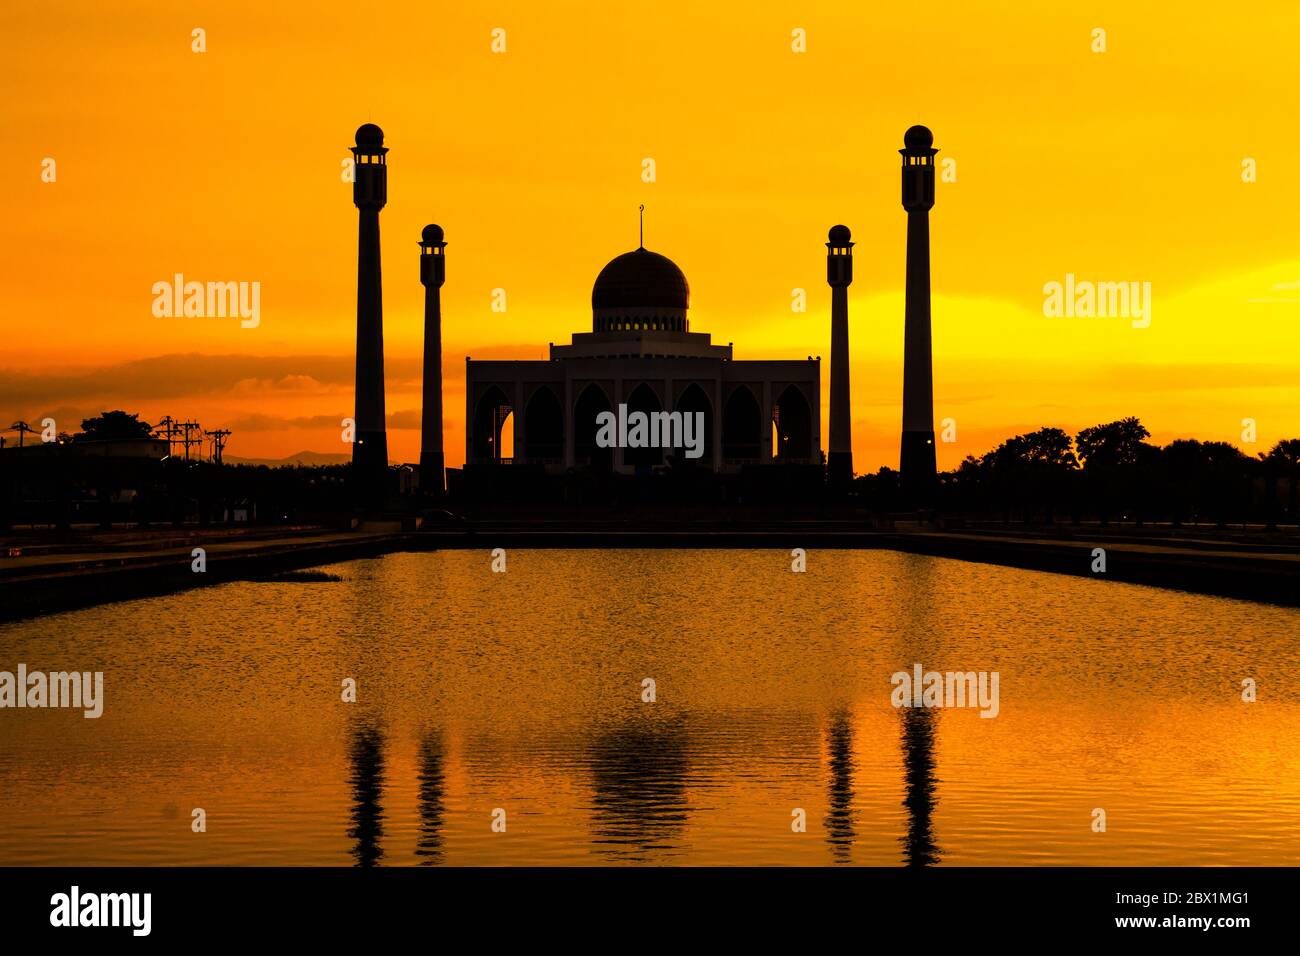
[[464, 247, 822, 474]]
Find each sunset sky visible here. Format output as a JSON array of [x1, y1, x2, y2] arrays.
[[3, 1, 1299, 469]]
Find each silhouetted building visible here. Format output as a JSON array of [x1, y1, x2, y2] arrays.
[[900, 125, 938, 498], [351, 123, 389, 500], [419, 224, 447, 495], [827, 225, 854, 490], [465, 244, 820, 473]]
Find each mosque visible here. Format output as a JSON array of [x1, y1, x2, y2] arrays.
[[464, 243, 822, 474], [346, 122, 939, 500]]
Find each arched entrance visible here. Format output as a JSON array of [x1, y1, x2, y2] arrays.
[[774, 384, 813, 461], [472, 386, 512, 462], [723, 385, 761, 461], [625, 382, 663, 469], [574, 383, 613, 470], [674, 383, 712, 466], [523, 386, 563, 463]]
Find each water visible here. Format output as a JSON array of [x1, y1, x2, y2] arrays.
[[1, 549, 1298, 866]]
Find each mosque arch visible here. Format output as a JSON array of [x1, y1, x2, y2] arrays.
[[523, 386, 563, 462], [722, 385, 761, 461], [674, 382, 713, 466], [625, 382, 664, 469], [472, 385, 512, 462], [774, 384, 813, 461], [574, 383, 613, 470]]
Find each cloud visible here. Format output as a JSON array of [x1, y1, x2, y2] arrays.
[[0, 347, 544, 418], [227, 408, 423, 431], [0, 354, 360, 409], [226, 412, 345, 432]]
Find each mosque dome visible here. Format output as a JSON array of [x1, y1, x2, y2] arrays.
[[421, 224, 444, 244], [591, 248, 690, 312]]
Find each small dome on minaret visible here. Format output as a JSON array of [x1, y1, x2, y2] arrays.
[[355, 123, 385, 147], [422, 224, 444, 244], [828, 224, 851, 243], [903, 125, 934, 151]]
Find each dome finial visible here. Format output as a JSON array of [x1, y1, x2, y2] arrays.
[[638, 204, 645, 250]]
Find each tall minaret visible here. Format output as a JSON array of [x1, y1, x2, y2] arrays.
[[351, 123, 389, 500], [418, 224, 447, 496], [899, 125, 938, 498], [826, 224, 854, 489]]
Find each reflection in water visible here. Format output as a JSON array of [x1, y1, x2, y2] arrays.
[[415, 731, 447, 865], [347, 723, 386, 867], [824, 712, 856, 863], [587, 721, 690, 862], [900, 707, 941, 866], [5, 550, 1300, 865]]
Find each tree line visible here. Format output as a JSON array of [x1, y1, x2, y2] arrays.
[[859, 417, 1300, 527]]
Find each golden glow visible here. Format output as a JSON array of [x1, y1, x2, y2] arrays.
[[3, 2, 1299, 469], [3, 551, 1298, 864]]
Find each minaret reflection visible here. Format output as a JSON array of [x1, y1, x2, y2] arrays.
[[824, 711, 856, 863], [586, 721, 690, 863], [415, 730, 447, 865], [347, 722, 386, 867], [900, 706, 941, 866]]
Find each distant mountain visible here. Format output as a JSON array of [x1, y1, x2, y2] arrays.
[[224, 450, 351, 467]]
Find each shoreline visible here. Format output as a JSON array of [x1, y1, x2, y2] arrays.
[[1, 525, 1297, 622]]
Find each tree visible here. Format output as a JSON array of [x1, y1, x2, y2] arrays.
[[1075, 417, 1150, 469], [1199, 441, 1252, 528], [74, 411, 153, 442], [981, 427, 1078, 523], [1263, 439, 1300, 528], [1074, 418, 1152, 524]]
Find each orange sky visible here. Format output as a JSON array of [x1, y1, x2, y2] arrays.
[[3, 1, 1299, 469]]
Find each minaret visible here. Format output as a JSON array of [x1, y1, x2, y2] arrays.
[[351, 123, 389, 501], [899, 125, 938, 498], [826, 224, 854, 490], [418, 224, 447, 495]]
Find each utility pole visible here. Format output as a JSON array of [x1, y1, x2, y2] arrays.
[[181, 420, 202, 462], [7, 421, 33, 448], [205, 428, 232, 464], [154, 416, 182, 458]]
